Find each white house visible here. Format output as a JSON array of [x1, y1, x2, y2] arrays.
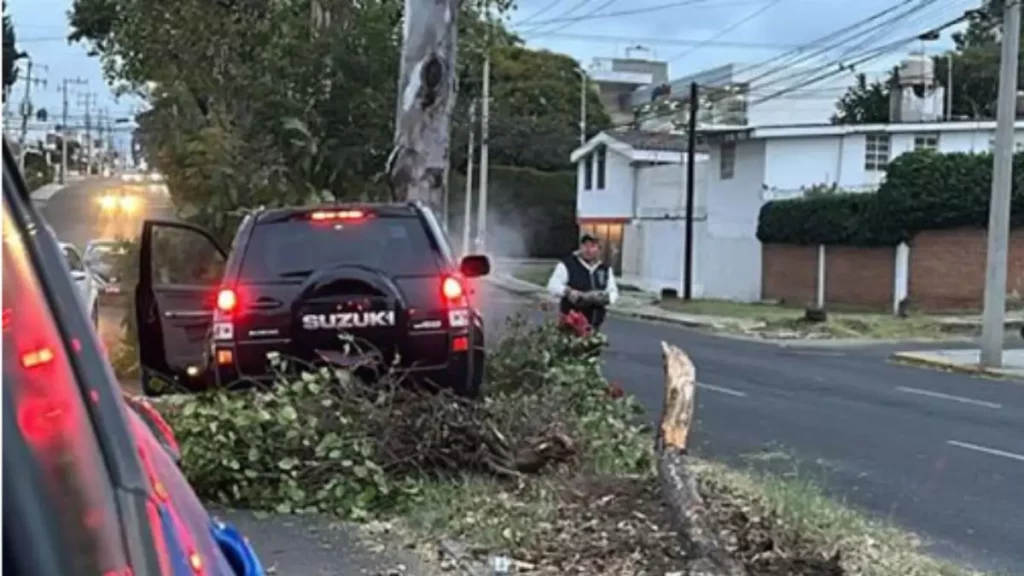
[[572, 129, 752, 298]]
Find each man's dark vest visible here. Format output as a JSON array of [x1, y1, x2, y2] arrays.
[[559, 254, 610, 327]]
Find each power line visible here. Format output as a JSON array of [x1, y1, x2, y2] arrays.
[[529, 0, 620, 37], [665, 0, 788, 64], [533, 31, 803, 49], [514, 0, 571, 26], [517, 0, 763, 32]]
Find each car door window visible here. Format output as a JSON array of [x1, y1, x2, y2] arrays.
[[64, 247, 85, 273], [151, 224, 225, 286], [2, 198, 130, 575]]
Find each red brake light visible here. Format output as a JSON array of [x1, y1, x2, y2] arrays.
[[216, 289, 237, 313], [18, 395, 70, 445], [442, 276, 464, 302], [310, 209, 365, 221]]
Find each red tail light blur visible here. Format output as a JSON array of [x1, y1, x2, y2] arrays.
[[126, 396, 180, 458], [216, 289, 237, 314], [310, 209, 365, 221], [441, 276, 468, 307]]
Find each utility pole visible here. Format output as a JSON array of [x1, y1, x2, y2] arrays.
[[578, 69, 587, 145], [78, 92, 97, 175], [682, 82, 699, 301], [475, 50, 491, 253], [980, 0, 1021, 368], [462, 99, 478, 256], [59, 77, 88, 184], [945, 53, 953, 121], [17, 58, 47, 173]]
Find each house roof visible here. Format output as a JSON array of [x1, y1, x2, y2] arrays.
[[701, 119, 1024, 141], [569, 129, 704, 164]]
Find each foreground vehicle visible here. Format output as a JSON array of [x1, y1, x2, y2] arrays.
[[134, 204, 491, 397], [2, 139, 265, 576]]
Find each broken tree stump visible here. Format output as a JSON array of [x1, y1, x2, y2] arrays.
[[657, 341, 749, 576]]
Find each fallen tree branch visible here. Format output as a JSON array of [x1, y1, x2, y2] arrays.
[[657, 341, 749, 576]]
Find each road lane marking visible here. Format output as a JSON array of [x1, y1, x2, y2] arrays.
[[895, 386, 1002, 409], [947, 440, 1024, 463], [698, 382, 748, 398]]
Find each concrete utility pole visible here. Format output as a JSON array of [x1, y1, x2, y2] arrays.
[[475, 50, 491, 253], [980, 0, 1022, 368], [17, 57, 47, 173], [388, 0, 461, 219], [78, 92, 97, 175], [462, 98, 477, 256], [59, 77, 88, 184], [577, 68, 587, 145]]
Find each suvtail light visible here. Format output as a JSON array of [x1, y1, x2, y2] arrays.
[[442, 276, 464, 302], [310, 209, 365, 221], [216, 289, 237, 313]]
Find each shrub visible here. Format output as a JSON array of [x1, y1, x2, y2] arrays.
[[154, 314, 652, 519], [756, 149, 1024, 246]]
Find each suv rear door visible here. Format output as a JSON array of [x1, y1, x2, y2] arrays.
[[136, 219, 227, 384]]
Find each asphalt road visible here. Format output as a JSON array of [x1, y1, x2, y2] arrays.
[[477, 286, 1024, 575], [39, 180, 1024, 574]]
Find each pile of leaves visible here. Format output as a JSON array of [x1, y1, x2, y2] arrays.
[[154, 313, 651, 519]]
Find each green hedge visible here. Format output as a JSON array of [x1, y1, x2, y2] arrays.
[[756, 149, 1024, 246], [448, 165, 577, 258]]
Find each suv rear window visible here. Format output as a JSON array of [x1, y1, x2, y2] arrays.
[[240, 215, 441, 280]]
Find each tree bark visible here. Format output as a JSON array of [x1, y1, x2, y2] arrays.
[[389, 0, 460, 217], [657, 341, 749, 576]]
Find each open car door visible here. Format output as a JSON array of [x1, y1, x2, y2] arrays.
[[136, 219, 227, 393]]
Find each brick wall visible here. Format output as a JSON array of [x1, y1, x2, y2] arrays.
[[825, 246, 895, 308], [762, 229, 1024, 312], [762, 244, 817, 305], [909, 229, 1024, 310]]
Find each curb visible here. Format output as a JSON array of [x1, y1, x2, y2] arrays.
[[888, 352, 1021, 381]]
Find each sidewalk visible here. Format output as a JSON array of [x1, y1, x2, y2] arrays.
[[891, 349, 1024, 380], [489, 273, 1024, 344], [488, 273, 759, 331]]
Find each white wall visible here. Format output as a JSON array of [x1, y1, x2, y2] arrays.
[[761, 127, 1023, 199], [576, 147, 633, 218], [699, 139, 765, 301]]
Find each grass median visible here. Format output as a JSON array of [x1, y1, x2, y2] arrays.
[[145, 314, 986, 575]]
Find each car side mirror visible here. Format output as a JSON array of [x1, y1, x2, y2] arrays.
[[459, 254, 491, 278]]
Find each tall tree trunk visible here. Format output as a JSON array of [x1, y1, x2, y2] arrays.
[[389, 0, 460, 217]]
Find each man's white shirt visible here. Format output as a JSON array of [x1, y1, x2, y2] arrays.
[[545, 256, 620, 305]]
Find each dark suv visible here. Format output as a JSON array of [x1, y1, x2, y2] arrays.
[[135, 203, 491, 397]]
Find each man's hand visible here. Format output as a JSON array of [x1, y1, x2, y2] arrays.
[[565, 288, 582, 303]]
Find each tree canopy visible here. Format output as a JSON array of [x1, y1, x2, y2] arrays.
[[68, 0, 604, 237], [3, 1, 26, 102]]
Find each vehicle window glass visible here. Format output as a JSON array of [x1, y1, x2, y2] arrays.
[[63, 247, 85, 272], [2, 199, 128, 574], [240, 216, 441, 280], [420, 206, 457, 264], [151, 225, 225, 286]]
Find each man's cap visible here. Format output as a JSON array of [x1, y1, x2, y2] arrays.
[[580, 233, 598, 244]]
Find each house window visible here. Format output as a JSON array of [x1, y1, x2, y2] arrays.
[[864, 133, 890, 171], [914, 133, 939, 151], [584, 154, 593, 190], [595, 146, 606, 189], [720, 142, 736, 180]]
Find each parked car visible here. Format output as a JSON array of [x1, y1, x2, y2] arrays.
[[3, 137, 266, 576], [134, 203, 490, 397], [85, 238, 129, 295], [60, 241, 100, 327]]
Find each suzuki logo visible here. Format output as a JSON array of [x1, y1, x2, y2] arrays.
[[302, 311, 396, 330]]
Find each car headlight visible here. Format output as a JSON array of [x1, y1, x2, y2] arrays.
[[120, 195, 139, 212], [99, 195, 117, 210]]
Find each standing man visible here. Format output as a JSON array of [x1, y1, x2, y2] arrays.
[[546, 233, 620, 331]]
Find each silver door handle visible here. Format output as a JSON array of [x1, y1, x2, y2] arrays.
[[164, 310, 213, 319]]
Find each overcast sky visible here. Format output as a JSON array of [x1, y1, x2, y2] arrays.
[[4, 0, 977, 146]]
